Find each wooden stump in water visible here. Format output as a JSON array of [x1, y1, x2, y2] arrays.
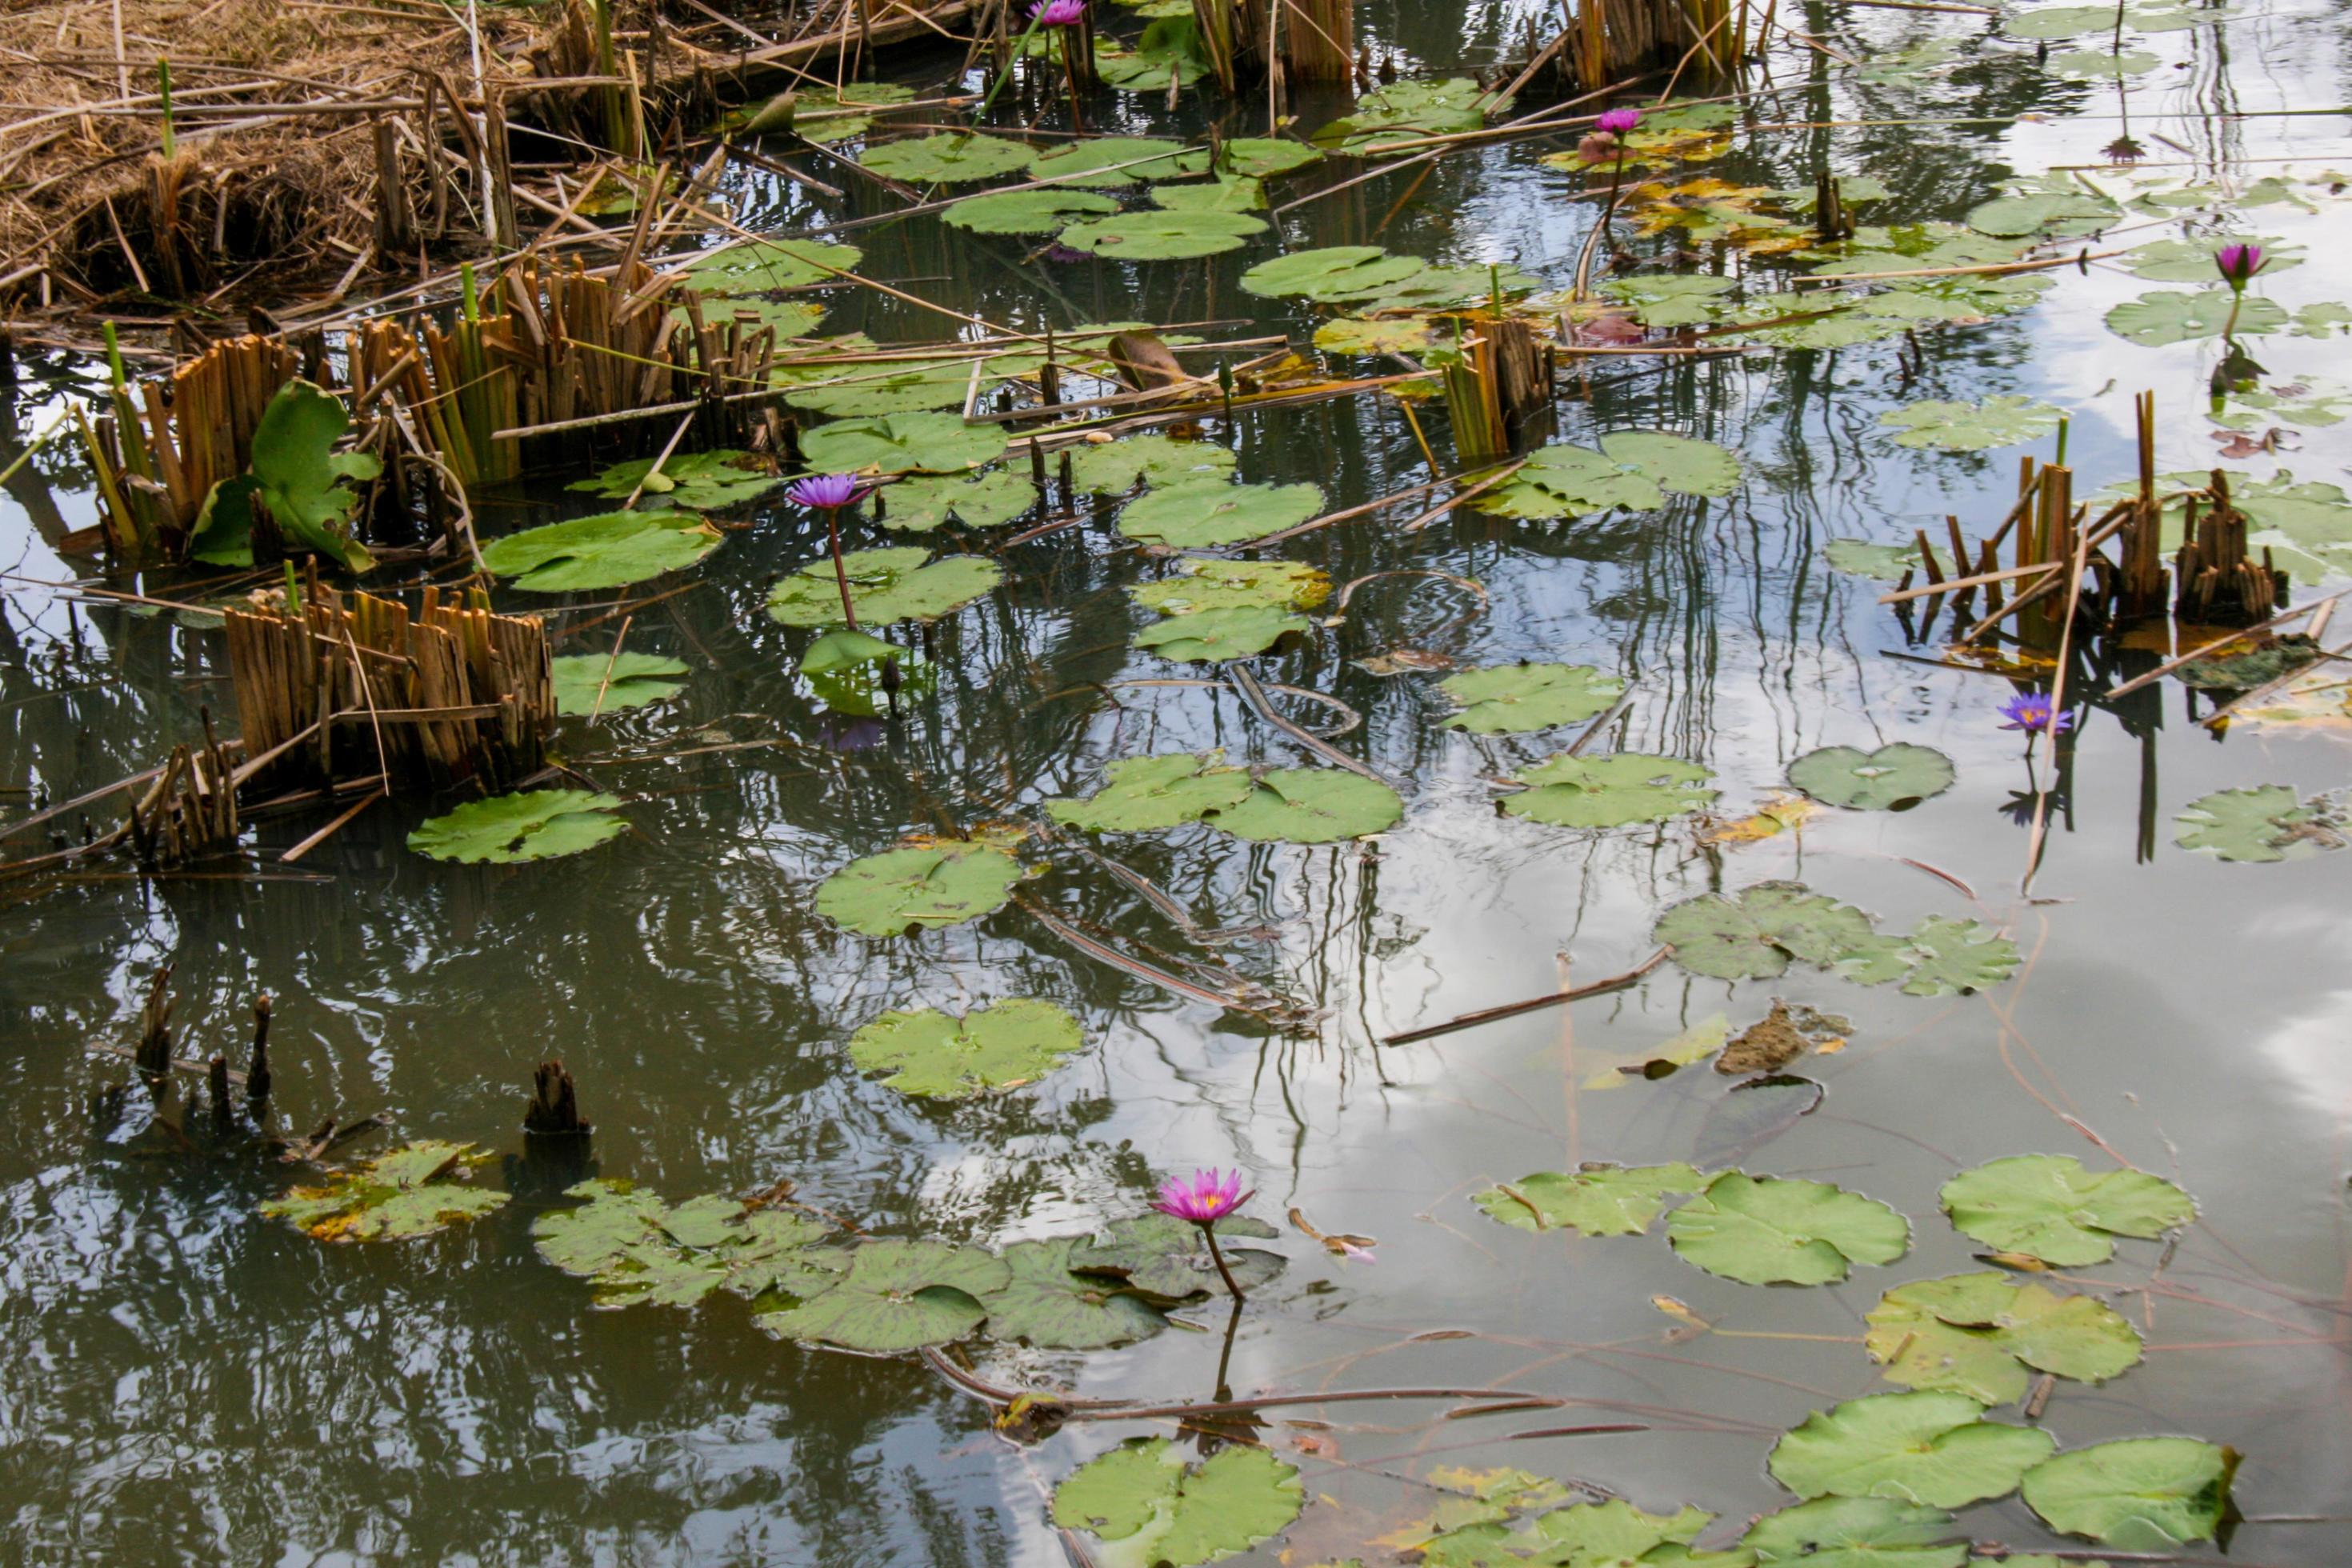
[[2174, 470, 2282, 626], [524, 1058, 590, 1137]]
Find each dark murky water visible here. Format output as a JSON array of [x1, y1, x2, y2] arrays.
[[5, 1, 2352, 1562]]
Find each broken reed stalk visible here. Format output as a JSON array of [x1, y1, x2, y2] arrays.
[[1283, 0, 1355, 82], [2173, 469, 2282, 625], [525, 1058, 591, 1135], [122, 708, 242, 870], [1440, 318, 1549, 463], [1383, 948, 1671, 1046]]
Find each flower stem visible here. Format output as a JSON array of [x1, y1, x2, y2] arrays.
[[971, 8, 1050, 125], [2223, 295, 2242, 341], [1199, 1223, 1246, 1302], [824, 506, 859, 632]]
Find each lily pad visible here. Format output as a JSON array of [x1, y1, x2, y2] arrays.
[[1878, 397, 2062, 453], [1149, 175, 1266, 213], [798, 412, 1008, 474], [532, 1180, 844, 1308], [978, 1237, 1166, 1350], [1472, 1162, 1705, 1236], [755, 1238, 1009, 1351], [1218, 137, 1322, 177], [1481, 433, 1741, 518], [814, 840, 1027, 935], [1600, 272, 1742, 328], [1896, 918, 2019, 997], [1240, 245, 1425, 302], [942, 187, 1120, 234], [1059, 209, 1269, 260], [1071, 434, 1238, 493], [766, 546, 1003, 627], [260, 1140, 507, 1242], [1787, 744, 1954, 810], [860, 132, 1032, 184], [481, 510, 721, 593], [2126, 234, 2302, 282], [1424, 1498, 1714, 1567], [719, 80, 914, 142], [567, 449, 780, 510], [551, 653, 690, 715], [1070, 1212, 1284, 1299], [1938, 1155, 2195, 1266], [1314, 78, 1502, 155], [2174, 784, 2344, 862], [2019, 1438, 2233, 1550], [1314, 315, 1442, 354], [1130, 558, 1331, 615], [2002, 5, 2116, 36], [1438, 662, 1626, 733], [1666, 1172, 1910, 1286], [1029, 137, 1203, 186], [1048, 751, 1254, 832], [882, 470, 1034, 531], [188, 379, 381, 573], [1865, 1273, 2144, 1404], [1211, 769, 1403, 842], [846, 997, 1086, 1099], [406, 790, 627, 863], [1966, 190, 2116, 236], [1823, 539, 1930, 579], [1653, 882, 1892, 982], [1133, 604, 1307, 660], [2106, 288, 2288, 346], [2047, 46, 2158, 75], [1052, 1439, 1303, 1568], [1742, 1498, 1966, 1568], [1503, 753, 1718, 829], [798, 628, 901, 678], [682, 238, 861, 295], [1118, 480, 1326, 547], [1769, 1393, 2057, 1507]]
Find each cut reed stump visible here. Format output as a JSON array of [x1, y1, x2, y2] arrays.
[[123, 712, 242, 870], [524, 1058, 590, 1137], [223, 579, 553, 794], [2175, 470, 2283, 626]]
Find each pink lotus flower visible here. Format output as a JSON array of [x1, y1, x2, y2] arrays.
[[1030, 0, 1086, 23], [1594, 107, 1643, 135], [787, 473, 866, 509], [2214, 242, 2264, 290], [1152, 1167, 1251, 1224]]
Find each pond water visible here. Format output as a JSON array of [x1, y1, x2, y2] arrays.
[[5, 0, 2352, 1562]]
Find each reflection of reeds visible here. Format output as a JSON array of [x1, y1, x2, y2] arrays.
[[1283, 0, 1354, 83], [1568, 0, 1747, 92]]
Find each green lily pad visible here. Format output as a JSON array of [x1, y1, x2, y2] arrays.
[[1823, 539, 1930, 578], [1877, 397, 2062, 452], [1133, 604, 1309, 660], [977, 1237, 1166, 1350], [799, 412, 1008, 474], [1095, 22, 1211, 91], [1059, 209, 1269, 260], [533, 1180, 844, 1308], [860, 133, 1033, 183], [1150, 174, 1266, 213], [1503, 753, 1718, 829], [1052, 1439, 1303, 1568], [718, 80, 915, 142], [2106, 288, 2288, 345], [2045, 48, 2159, 76], [755, 1238, 1009, 1351], [1118, 480, 1326, 547], [406, 789, 627, 863], [1600, 272, 1742, 328], [1865, 1273, 2144, 1404], [1938, 1155, 2195, 1266], [1897, 918, 2019, 997], [942, 186, 1120, 234], [1742, 1498, 1966, 1568], [1438, 662, 1625, 733], [1029, 137, 1203, 186], [1479, 432, 1742, 518], [1048, 751, 1255, 832], [1424, 1498, 1715, 1567], [814, 840, 1027, 935], [1666, 1172, 1910, 1286], [1787, 744, 1954, 810], [782, 360, 978, 418], [690, 295, 829, 342], [1218, 137, 1322, 177], [1653, 882, 1890, 982], [1240, 245, 1425, 302], [1472, 1162, 1704, 1236], [1072, 434, 1238, 492], [846, 997, 1086, 1099], [480, 510, 721, 592], [2174, 784, 2345, 862], [260, 1140, 507, 1242], [1770, 1393, 2057, 1507], [1211, 769, 1403, 842], [1314, 315, 1442, 354], [1130, 558, 1330, 615], [882, 470, 1034, 531], [682, 238, 861, 294], [1314, 78, 1503, 154], [550, 653, 690, 715], [2002, 5, 2116, 35], [766, 546, 1003, 627], [2210, 374, 2350, 430], [1353, 263, 1542, 313], [567, 448, 780, 510], [2020, 1438, 2233, 1550], [798, 628, 901, 678], [1966, 190, 2116, 236], [1070, 1212, 1284, 1299]]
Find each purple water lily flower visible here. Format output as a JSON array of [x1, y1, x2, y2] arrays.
[[1998, 691, 2074, 735], [1152, 1167, 1251, 1224], [787, 473, 866, 510], [1030, 0, 1086, 24], [1594, 106, 1643, 135], [2214, 242, 2265, 290]]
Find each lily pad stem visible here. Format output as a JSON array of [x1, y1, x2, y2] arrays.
[[1198, 1222, 1247, 1302]]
